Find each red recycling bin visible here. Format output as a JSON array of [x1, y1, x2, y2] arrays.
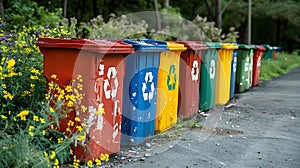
[[175, 41, 209, 119], [37, 38, 134, 161], [252, 45, 265, 86]]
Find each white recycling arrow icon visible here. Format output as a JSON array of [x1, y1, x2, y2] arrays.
[[142, 72, 155, 101], [104, 67, 118, 99], [191, 60, 199, 81]]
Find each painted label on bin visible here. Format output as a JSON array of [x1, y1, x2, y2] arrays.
[[167, 65, 176, 90], [96, 64, 118, 100], [191, 60, 199, 81], [245, 57, 250, 72], [257, 56, 261, 67], [233, 57, 237, 73], [129, 67, 158, 111], [209, 60, 216, 79]]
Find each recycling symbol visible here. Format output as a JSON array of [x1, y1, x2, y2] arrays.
[[191, 60, 199, 81], [167, 65, 176, 90], [129, 67, 158, 110], [209, 60, 216, 79], [103, 67, 118, 100], [142, 72, 155, 101]]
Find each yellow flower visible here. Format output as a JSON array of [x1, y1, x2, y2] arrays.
[[70, 149, 73, 155], [58, 137, 64, 144], [1, 115, 7, 119], [65, 85, 72, 93], [42, 130, 46, 135], [67, 120, 74, 127], [30, 75, 38, 80], [29, 132, 34, 137], [77, 135, 85, 141], [100, 154, 109, 162], [1, 84, 6, 89], [17, 110, 29, 117], [29, 125, 34, 131], [76, 126, 83, 132], [95, 158, 102, 166], [87, 160, 93, 167], [40, 118, 45, 124], [7, 59, 15, 69], [50, 151, 56, 159], [54, 159, 59, 166], [74, 117, 81, 122], [51, 74, 57, 79], [67, 101, 74, 107], [44, 151, 48, 158], [49, 107, 55, 113], [33, 115, 39, 121]]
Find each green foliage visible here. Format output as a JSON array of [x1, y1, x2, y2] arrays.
[[3, 0, 63, 31], [192, 15, 239, 42], [0, 22, 84, 167], [78, 14, 148, 39], [260, 51, 300, 81]]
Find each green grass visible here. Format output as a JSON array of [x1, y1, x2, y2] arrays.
[[260, 51, 300, 81]]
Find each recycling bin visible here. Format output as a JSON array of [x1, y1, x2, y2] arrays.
[[175, 41, 209, 118], [252, 45, 265, 86], [37, 38, 134, 161], [154, 42, 186, 133], [199, 42, 223, 111], [262, 44, 274, 60], [235, 44, 255, 93], [121, 39, 168, 145], [229, 48, 238, 99], [272, 46, 282, 59], [215, 43, 238, 105]]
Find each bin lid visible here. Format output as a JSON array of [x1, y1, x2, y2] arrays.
[[174, 41, 209, 50], [204, 42, 223, 49], [273, 46, 282, 51], [122, 39, 168, 52], [166, 42, 187, 51], [253, 45, 266, 51], [221, 43, 238, 49], [37, 38, 134, 54], [238, 44, 255, 49], [261, 44, 273, 50]]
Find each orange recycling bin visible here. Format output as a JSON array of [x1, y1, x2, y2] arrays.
[[37, 38, 134, 161], [175, 41, 209, 118]]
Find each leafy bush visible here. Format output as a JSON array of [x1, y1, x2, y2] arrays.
[[3, 0, 63, 32], [260, 51, 300, 81]]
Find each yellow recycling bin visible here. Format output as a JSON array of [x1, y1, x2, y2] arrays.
[[216, 43, 238, 105], [155, 42, 186, 132]]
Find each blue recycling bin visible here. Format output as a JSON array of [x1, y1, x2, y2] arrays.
[[229, 49, 238, 99], [121, 39, 168, 146]]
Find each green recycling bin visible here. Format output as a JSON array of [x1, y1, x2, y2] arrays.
[[262, 44, 274, 60], [199, 42, 223, 111], [235, 44, 255, 93]]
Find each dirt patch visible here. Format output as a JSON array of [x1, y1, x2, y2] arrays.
[[213, 128, 243, 135]]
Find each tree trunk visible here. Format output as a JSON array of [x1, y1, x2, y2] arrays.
[[163, 0, 169, 8], [0, 0, 5, 20], [64, 0, 67, 18], [154, 0, 161, 30], [215, 0, 222, 28], [275, 19, 281, 45], [204, 0, 215, 21]]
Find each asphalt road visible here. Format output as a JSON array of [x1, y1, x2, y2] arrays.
[[115, 66, 300, 168]]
